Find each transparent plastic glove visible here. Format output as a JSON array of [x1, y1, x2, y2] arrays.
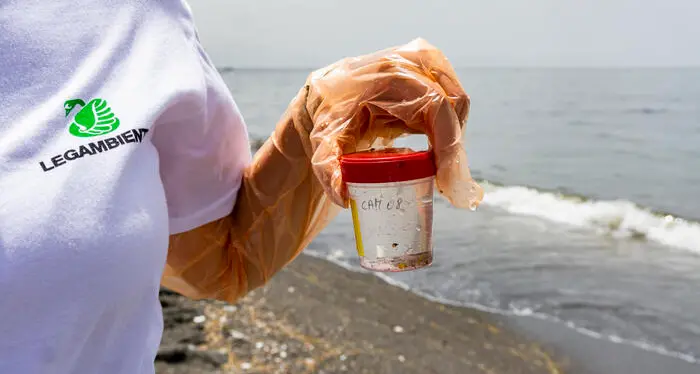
[[307, 38, 483, 209], [161, 38, 482, 303]]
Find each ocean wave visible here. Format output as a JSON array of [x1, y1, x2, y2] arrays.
[[480, 182, 700, 254]]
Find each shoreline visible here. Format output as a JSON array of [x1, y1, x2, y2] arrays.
[[309, 251, 700, 369], [156, 254, 699, 374]]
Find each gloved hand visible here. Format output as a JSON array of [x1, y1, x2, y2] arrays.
[[161, 39, 483, 303], [306, 37, 483, 209]]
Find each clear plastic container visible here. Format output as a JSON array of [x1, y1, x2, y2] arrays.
[[341, 148, 436, 272]]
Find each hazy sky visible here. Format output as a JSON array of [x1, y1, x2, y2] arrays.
[[188, 0, 700, 68]]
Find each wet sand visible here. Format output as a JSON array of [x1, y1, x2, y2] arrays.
[[506, 316, 699, 374]]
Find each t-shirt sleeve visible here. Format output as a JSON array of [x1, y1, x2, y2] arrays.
[[151, 55, 252, 235]]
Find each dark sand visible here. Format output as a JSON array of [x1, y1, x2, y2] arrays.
[[156, 254, 700, 373], [157, 255, 565, 373]]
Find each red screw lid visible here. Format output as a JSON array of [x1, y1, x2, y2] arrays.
[[340, 148, 437, 184]]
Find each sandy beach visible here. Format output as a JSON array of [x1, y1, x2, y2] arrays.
[[156, 254, 566, 374]]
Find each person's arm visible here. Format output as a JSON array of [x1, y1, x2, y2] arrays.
[[161, 86, 338, 302], [161, 38, 483, 303]]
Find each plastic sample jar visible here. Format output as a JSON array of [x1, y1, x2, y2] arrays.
[[340, 148, 436, 272]]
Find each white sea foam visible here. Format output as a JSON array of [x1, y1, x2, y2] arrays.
[[480, 183, 700, 253], [304, 249, 699, 364]]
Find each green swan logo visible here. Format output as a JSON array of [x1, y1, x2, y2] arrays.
[[64, 98, 120, 137]]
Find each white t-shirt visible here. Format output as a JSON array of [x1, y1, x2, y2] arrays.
[[0, 1, 252, 373]]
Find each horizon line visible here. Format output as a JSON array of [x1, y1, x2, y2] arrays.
[[217, 65, 700, 72]]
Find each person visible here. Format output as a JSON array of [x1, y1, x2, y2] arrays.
[[0, 1, 483, 373]]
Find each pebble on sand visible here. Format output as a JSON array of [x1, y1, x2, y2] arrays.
[[230, 330, 247, 340]]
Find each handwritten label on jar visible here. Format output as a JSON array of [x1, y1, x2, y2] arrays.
[[360, 197, 408, 212]]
